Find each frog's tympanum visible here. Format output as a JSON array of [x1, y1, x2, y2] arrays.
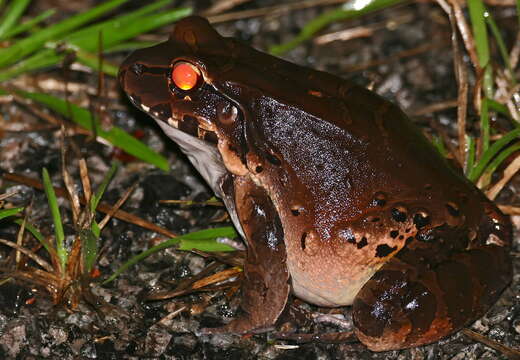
[[119, 16, 512, 351]]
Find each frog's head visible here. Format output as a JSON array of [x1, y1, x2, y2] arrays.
[[120, 16, 257, 192], [119, 17, 236, 143], [119, 16, 346, 178]]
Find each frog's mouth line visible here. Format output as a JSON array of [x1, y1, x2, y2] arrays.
[[128, 93, 219, 146]]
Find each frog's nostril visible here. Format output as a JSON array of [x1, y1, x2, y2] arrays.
[[265, 152, 281, 166], [373, 192, 387, 207], [131, 63, 144, 76], [290, 205, 303, 216], [445, 202, 460, 217]]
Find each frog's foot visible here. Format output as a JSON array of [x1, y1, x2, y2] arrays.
[[352, 226, 511, 352], [202, 177, 290, 335]]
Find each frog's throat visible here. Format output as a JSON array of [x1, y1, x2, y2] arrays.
[[154, 119, 245, 238]]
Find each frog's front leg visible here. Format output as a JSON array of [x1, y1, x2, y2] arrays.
[[352, 221, 511, 351], [205, 176, 290, 334]]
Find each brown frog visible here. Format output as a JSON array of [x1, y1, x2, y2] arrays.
[[118, 16, 512, 351]]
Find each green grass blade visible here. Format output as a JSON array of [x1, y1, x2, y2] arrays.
[[75, 50, 119, 77], [67, 7, 192, 53], [468, 0, 493, 97], [0, 0, 31, 39], [17, 91, 169, 171], [486, 12, 516, 86], [517, 0, 520, 28], [42, 168, 67, 272], [0, 0, 129, 69], [0, 49, 61, 82], [65, 0, 176, 47], [0, 207, 23, 220], [479, 143, 520, 187], [487, 98, 511, 118], [0, 9, 55, 41], [176, 227, 238, 252], [103, 227, 237, 284], [91, 220, 101, 239], [465, 135, 476, 175], [13, 218, 51, 254], [80, 229, 98, 273], [480, 98, 490, 153], [269, 0, 403, 55], [468, 128, 520, 182], [0, 5, 190, 81], [91, 163, 118, 214], [430, 135, 448, 158], [104, 41, 157, 53]]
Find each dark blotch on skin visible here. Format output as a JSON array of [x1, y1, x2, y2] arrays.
[[390, 230, 399, 239], [391, 208, 407, 222], [413, 213, 431, 229], [357, 237, 368, 249], [255, 165, 263, 173], [375, 244, 398, 257], [291, 208, 300, 216], [301, 232, 307, 250]]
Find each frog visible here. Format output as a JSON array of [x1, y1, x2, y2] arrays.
[[118, 16, 512, 351]]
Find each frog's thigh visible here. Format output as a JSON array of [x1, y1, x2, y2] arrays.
[[210, 176, 290, 334], [352, 241, 511, 351]]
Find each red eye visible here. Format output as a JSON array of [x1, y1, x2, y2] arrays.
[[172, 62, 200, 90]]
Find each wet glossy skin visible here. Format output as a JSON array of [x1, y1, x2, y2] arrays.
[[119, 16, 512, 351]]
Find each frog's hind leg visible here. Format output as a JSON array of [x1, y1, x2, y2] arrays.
[[352, 213, 512, 351], [203, 176, 290, 334]]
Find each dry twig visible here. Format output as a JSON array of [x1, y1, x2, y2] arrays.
[[462, 329, 520, 360], [486, 154, 520, 200]]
